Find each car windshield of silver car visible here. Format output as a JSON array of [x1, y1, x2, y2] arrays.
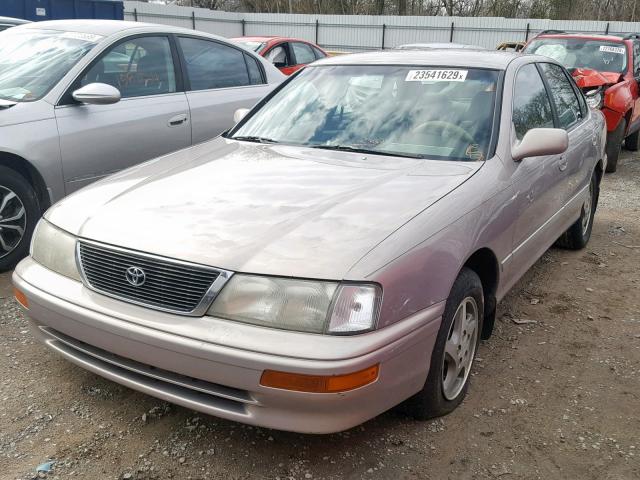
[[0, 28, 102, 102], [231, 65, 499, 161]]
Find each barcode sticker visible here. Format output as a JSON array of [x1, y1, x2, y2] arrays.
[[599, 45, 625, 55], [405, 69, 468, 82]]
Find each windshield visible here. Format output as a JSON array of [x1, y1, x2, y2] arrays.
[[525, 38, 628, 73], [236, 40, 265, 53], [231, 65, 499, 161], [0, 28, 101, 102]]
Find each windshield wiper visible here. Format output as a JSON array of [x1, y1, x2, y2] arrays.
[[309, 144, 423, 159], [232, 135, 279, 144]]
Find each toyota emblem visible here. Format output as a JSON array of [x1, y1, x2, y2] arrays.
[[125, 266, 146, 287]]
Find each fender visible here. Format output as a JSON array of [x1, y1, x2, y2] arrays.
[[603, 80, 634, 131]]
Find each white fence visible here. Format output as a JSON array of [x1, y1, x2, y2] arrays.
[[124, 1, 640, 51]]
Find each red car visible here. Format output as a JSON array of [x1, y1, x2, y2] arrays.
[[232, 36, 327, 76], [524, 31, 640, 172]]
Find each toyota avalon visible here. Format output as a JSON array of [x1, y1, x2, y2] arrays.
[[13, 50, 606, 433]]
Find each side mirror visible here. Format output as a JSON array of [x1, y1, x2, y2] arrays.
[[512, 128, 568, 162], [233, 108, 250, 124], [273, 61, 287, 68], [72, 83, 121, 105]]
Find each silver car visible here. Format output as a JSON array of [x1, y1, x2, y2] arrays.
[[13, 50, 606, 433], [0, 20, 284, 270]]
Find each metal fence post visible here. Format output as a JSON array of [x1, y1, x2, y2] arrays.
[[605, 22, 610, 34], [315, 19, 319, 45], [133, 8, 138, 22], [241, 19, 246, 36], [382, 23, 386, 49], [192, 11, 196, 30], [449, 22, 454, 42], [525, 22, 530, 41]]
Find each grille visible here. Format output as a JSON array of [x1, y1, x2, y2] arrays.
[[78, 242, 221, 314]]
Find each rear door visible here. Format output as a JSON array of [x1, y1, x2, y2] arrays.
[[55, 35, 190, 194], [177, 36, 272, 145]]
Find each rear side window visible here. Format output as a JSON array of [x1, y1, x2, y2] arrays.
[[512, 64, 554, 140], [179, 37, 250, 90], [539, 63, 582, 130], [291, 42, 316, 65], [244, 53, 265, 85], [311, 46, 326, 59], [633, 40, 640, 76]]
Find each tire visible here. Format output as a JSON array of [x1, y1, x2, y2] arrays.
[[404, 267, 484, 420], [0, 166, 40, 272], [555, 170, 598, 250], [605, 118, 625, 173], [625, 128, 640, 152]]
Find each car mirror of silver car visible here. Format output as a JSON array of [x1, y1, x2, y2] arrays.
[[72, 83, 121, 106], [511, 128, 569, 162], [234, 108, 251, 124]]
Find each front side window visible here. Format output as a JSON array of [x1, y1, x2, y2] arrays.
[[0, 28, 101, 102], [265, 45, 288, 67], [633, 40, 640, 76], [180, 37, 252, 90], [512, 64, 554, 140], [231, 65, 499, 161], [539, 63, 582, 129], [292, 42, 316, 65], [80, 36, 176, 98], [525, 38, 627, 74]]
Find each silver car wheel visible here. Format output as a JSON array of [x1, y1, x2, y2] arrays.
[[0, 186, 27, 259], [442, 296, 478, 401], [581, 180, 593, 236]]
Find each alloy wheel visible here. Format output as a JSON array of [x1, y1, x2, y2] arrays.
[[0, 186, 27, 259], [442, 296, 479, 401]]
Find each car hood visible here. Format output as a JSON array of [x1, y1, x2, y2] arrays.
[[47, 138, 482, 280], [572, 68, 622, 89]]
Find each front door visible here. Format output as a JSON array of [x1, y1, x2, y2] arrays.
[[55, 35, 190, 194], [507, 63, 569, 283]]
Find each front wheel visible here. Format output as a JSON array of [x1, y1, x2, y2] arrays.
[[0, 166, 40, 272], [404, 268, 483, 420], [555, 170, 598, 250]]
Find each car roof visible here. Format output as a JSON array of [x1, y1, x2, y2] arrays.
[[0, 16, 31, 25], [233, 35, 312, 43], [533, 33, 627, 42], [314, 49, 521, 69], [18, 19, 207, 37], [397, 42, 486, 50]]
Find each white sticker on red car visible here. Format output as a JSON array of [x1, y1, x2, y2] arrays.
[[405, 69, 468, 82], [599, 45, 625, 55]]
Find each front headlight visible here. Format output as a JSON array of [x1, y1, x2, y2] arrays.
[[30, 220, 81, 281], [585, 88, 603, 109], [207, 274, 381, 334]]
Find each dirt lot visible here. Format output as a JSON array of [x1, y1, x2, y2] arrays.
[[1, 153, 639, 480]]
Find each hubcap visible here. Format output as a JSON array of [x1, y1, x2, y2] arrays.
[[0, 186, 27, 260], [581, 180, 593, 235], [442, 296, 479, 401]]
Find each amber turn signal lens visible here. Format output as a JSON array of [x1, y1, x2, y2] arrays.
[[260, 365, 379, 393], [13, 287, 28, 309]]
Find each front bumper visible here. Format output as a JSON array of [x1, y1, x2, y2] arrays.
[[13, 258, 442, 433]]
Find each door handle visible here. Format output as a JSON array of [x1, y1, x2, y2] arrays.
[[168, 114, 188, 127], [559, 156, 568, 171]]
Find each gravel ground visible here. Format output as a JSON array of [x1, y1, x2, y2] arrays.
[[1, 152, 639, 480]]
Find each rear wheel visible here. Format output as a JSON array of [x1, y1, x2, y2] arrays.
[[404, 268, 483, 420], [605, 118, 626, 173], [555, 170, 598, 250], [0, 166, 40, 272]]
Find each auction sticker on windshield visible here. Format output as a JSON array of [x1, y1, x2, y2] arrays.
[[599, 45, 625, 55], [405, 69, 468, 82]]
